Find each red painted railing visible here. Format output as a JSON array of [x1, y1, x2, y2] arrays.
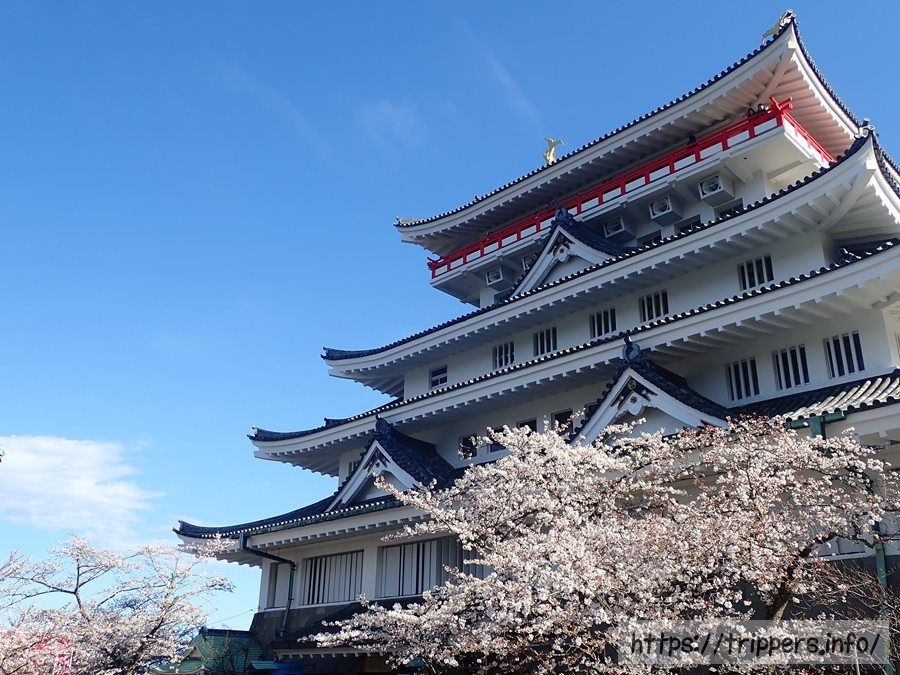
[[429, 98, 833, 278]]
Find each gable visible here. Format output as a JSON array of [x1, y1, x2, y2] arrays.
[[575, 368, 729, 443], [327, 440, 418, 511], [514, 227, 614, 295]]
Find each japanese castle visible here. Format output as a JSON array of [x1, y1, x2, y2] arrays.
[[177, 14, 900, 672]]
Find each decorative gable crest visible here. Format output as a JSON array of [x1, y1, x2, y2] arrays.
[[513, 205, 630, 295], [573, 339, 729, 442]]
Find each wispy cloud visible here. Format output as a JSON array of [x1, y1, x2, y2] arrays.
[[359, 99, 427, 155], [0, 435, 158, 544], [213, 59, 330, 158], [460, 24, 539, 124]]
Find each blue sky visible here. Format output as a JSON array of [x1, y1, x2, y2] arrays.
[[1, 1, 898, 628]]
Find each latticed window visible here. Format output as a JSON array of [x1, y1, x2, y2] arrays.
[[824, 331, 865, 378], [492, 341, 515, 369], [738, 254, 774, 290], [377, 537, 487, 598], [589, 308, 617, 339], [639, 290, 669, 322], [533, 327, 557, 357], [772, 344, 810, 390], [725, 357, 760, 401], [301, 550, 364, 606]]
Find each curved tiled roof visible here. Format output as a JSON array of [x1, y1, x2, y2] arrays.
[[185, 367, 900, 541], [180, 420, 457, 539], [324, 133, 878, 363], [396, 14, 860, 233], [739, 370, 900, 420], [271, 236, 900, 443]]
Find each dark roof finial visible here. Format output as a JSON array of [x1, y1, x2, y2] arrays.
[[622, 336, 642, 361]]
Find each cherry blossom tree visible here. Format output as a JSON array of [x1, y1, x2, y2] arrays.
[[0, 538, 232, 675], [316, 417, 898, 673]]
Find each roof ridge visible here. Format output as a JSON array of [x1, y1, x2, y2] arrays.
[[324, 133, 874, 363], [396, 19, 798, 231]]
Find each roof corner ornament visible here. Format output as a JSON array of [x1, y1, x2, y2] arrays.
[[543, 137, 564, 166], [622, 335, 642, 362], [857, 117, 876, 138], [761, 9, 795, 42]]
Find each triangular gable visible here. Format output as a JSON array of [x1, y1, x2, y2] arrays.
[[513, 206, 628, 295], [574, 340, 729, 442], [327, 439, 419, 511], [514, 227, 613, 294]]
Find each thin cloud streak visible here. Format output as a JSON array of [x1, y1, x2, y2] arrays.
[[0, 435, 159, 545], [212, 58, 331, 158], [460, 24, 539, 124]]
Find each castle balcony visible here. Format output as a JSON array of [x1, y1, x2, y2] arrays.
[[430, 99, 834, 304]]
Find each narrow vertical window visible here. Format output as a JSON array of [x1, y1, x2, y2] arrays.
[[429, 365, 447, 389], [824, 331, 865, 378], [639, 290, 669, 322], [532, 327, 557, 357], [589, 308, 617, 339], [737, 254, 774, 291], [725, 358, 759, 400], [491, 341, 515, 370], [772, 344, 810, 390]]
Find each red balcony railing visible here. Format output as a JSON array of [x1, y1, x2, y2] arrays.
[[429, 98, 833, 279]]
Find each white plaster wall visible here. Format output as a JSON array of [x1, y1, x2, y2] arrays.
[[677, 308, 893, 404], [405, 232, 837, 399]]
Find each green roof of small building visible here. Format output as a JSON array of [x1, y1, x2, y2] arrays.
[[153, 628, 266, 674]]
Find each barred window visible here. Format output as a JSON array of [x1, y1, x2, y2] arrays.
[[772, 344, 810, 390], [725, 358, 760, 401], [738, 254, 774, 291], [491, 341, 515, 369], [824, 331, 865, 378], [533, 327, 557, 357], [378, 537, 487, 599], [589, 308, 617, 339], [301, 551, 364, 606], [639, 290, 669, 322], [429, 365, 447, 389]]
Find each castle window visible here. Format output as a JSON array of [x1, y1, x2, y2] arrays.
[[492, 341, 515, 370], [677, 216, 702, 234], [458, 434, 477, 458], [637, 231, 662, 246], [301, 551, 364, 606], [772, 344, 810, 390], [429, 365, 447, 389], [824, 331, 865, 378], [715, 198, 744, 219], [589, 308, 617, 339], [517, 418, 537, 432], [639, 290, 669, 322], [738, 254, 774, 291], [725, 358, 760, 401], [533, 327, 557, 357], [553, 409, 573, 430], [378, 537, 482, 599]]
